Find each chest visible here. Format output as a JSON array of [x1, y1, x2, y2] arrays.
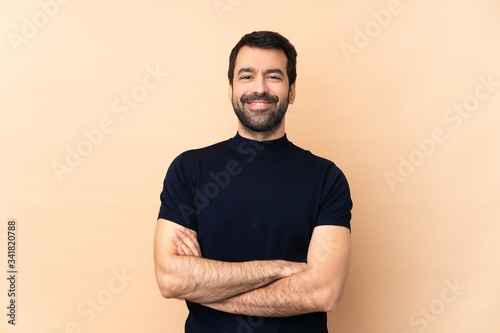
[[194, 158, 323, 261]]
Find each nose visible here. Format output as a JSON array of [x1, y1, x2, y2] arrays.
[[251, 75, 268, 95]]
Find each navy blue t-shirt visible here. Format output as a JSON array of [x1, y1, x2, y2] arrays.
[[158, 132, 352, 333]]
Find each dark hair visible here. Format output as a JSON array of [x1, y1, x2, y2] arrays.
[[228, 31, 297, 87]]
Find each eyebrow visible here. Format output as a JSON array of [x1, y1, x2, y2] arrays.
[[237, 67, 284, 77]]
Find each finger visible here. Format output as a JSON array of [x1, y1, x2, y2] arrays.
[[184, 229, 202, 256], [176, 229, 201, 257], [173, 236, 193, 256], [172, 230, 200, 257]]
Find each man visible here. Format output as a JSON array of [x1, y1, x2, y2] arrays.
[[154, 31, 352, 332]]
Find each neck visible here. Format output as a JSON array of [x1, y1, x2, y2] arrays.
[[237, 123, 285, 142]]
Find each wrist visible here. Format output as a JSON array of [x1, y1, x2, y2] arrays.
[[278, 261, 306, 278]]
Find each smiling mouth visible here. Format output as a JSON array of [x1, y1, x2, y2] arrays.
[[245, 101, 274, 110]]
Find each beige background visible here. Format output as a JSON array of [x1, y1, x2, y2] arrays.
[[1, 0, 499, 332]]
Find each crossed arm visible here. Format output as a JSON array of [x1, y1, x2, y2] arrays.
[[154, 218, 350, 316]]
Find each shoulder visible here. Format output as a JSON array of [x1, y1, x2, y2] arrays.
[[164, 139, 231, 184], [173, 139, 230, 164], [288, 143, 351, 196], [289, 143, 343, 174]]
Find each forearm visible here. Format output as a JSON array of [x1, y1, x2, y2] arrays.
[[202, 225, 352, 317], [203, 267, 338, 317], [158, 256, 305, 304]]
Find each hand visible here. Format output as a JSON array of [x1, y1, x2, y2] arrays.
[[282, 262, 308, 277], [173, 229, 202, 257]]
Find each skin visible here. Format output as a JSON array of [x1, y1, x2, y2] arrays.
[[229, 45, 296, 142], [174, 225, 351, 317], [154, 46, 351, 317], [154, 219, 306, 304]]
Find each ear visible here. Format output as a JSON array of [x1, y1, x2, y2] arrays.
[[288, 82, 296, 104], [228, 84, 233, 103]]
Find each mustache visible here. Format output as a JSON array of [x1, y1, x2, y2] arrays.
[[240, 93, 279, 104]]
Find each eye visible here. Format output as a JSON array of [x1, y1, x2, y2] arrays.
[[240, 75, 252, 80], [267, 75, 282, 81]]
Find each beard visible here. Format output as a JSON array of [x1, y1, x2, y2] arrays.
[[232, 91, 289, 133]]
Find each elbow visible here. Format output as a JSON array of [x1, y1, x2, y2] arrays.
[[156, 271, 181, 299], [323, 296, 340, 313], [159, 285, 176, 299], [319, 287, 343, 313]]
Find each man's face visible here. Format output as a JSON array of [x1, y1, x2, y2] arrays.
[[229, 46, 296, 136]]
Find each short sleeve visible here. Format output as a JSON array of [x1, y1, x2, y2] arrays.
[[315, 164, 353, 231], [158, 153, 198, 231]]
